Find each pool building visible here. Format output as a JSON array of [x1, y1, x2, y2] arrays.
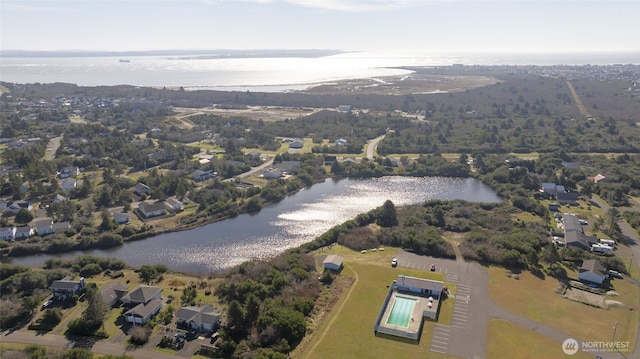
[[374, 275, 443, 341]]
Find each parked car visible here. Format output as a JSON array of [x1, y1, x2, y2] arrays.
[[41, 300, 53, 310], [391, 258, 398, 267], [608, 270, 623, 279], [430, 264, 436, 271]]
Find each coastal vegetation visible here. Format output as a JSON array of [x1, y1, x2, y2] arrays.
[[1, 64, 640, 357]]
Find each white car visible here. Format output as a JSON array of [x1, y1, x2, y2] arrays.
[[391, 258, 398, 267]]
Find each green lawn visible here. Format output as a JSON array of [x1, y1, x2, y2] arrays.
[[297, 246, 458, 359], [488, 266, 639, 351], [487, 319, 592, 359]]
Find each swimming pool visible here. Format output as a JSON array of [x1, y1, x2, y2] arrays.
[[386, 296, 417, 327]]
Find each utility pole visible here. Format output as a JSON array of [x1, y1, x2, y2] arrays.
[[612, 321, 618, 343]]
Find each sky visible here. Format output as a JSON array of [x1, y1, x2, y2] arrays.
[[1, 0, 639, 54]]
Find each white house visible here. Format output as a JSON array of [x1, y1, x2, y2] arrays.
[[35, 218, 54, 236], [176, 305, 221, 331], [165, 197, 183, 212], [323, 255, 344, 271], [0, 227, 16, 240], [124, 299, 163, 324], [579, 259, 607, 285], [50, 277, 86, 300], [14, 226, 33, 239], [138, 201, 166, 218]]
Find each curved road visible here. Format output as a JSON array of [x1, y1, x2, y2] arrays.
[[366, 134, 385, 160]]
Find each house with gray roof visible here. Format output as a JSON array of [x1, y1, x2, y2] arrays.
[[138, 200, 166, 218], [579, 259, 607, 285], [121, 285, 162, 305], [50, 276, 86, 300], [124, 299, 163, 324], [176, 305, 221, 331], [100, 281, 129, 307]]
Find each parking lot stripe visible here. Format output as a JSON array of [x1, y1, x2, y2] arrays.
[[435, 325, 451, 331], [431, 347, 448, 353], [431, 339, 449, 345], [431, 343, 448, 350]]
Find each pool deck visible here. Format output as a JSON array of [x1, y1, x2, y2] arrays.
[[377, 289, 439, 337]]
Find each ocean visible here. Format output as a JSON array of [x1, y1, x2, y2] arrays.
[[1, 51, 638, 92]]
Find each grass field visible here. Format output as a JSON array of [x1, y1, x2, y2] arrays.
[[487, 319, 593, 359], [295, 246, 457, 359], [488, 266, 639, 351]]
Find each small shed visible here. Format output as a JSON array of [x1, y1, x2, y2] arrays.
[[323, 255, 344, 271]]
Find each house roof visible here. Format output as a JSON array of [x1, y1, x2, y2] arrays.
[[50, 277, 82, 290], [100, 282, 129, 305], [165, 197, 182, 207], [557, 192, 578, 202], [122, 285, 162, 304], [562, 214, 583, 233], [139, 201, 166, 213], [396, 275, 443, 292], [176, 305, 221, 326], [323, 255, 344, 267], [124, 299, 163, 318], [565, 231, 597, 250], [580, 259, 607, 278]]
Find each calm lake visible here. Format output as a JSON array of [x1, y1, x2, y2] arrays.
[[9, 176, 501, 274]]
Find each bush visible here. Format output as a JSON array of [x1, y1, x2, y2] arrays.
[[129, 325, 151, 345]]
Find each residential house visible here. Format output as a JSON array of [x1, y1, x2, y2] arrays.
[[338, 105, 352, 112], [112, 212, 131, 224], [191, 170, 215, 182], [176, 305, 221, 331], [165, 197, 183, 212], [52, 221, 70, 233], [35, 218, 54, 236], [134, 183, 151, 196], [561, 213, 598, 251], [335, 138, 348, 146], [540, 183, 558, 197], [50, 277, 86, 300], [121, 285, 162, 306], [5, 201, 32, 215], [53, 194, 69, 203], [578, 259, 607, 285], [60, 178, 77, 192], [58, 167, 80, 179], [273, 161, 301, 174], [138, 201, 166, 218], [323, 156, 337, 166], [0, 227, 16, 240], [14, 226, 33, 239], [323, 255, 344, 271], [263, 168, 285, 179], [557, 191, 579, 205], [289, 140, 304, 149], [100, 282, 129, 307], [124, 299, 163, 324], [589, 174, 610, 183]]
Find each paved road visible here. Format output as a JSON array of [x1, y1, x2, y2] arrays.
[[366, 134, 385, 160], [0, 330, 182, 359], [395, 251, 625, 358]]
